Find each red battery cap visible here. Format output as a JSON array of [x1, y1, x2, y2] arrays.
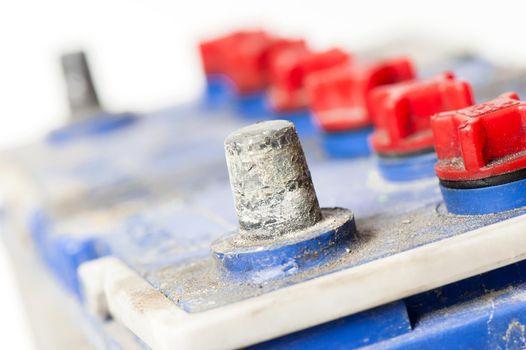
[[433, 92, 526, 181], [306, 57, 415, 133], [268, 48, 351, 112], [199, 31, 307, 94], [370, 72, 473, 156], [224, 36, 308, 94], [199, 31, 266, 75], [222, 31, 273, 93]]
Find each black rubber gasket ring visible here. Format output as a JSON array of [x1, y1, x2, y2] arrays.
[[440, 167, 526, 189]]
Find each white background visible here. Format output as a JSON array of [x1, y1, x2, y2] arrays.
[[1, 1, 526, 348]]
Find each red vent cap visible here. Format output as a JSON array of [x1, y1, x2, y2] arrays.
[[306, 57, 415, 133], [268, 48, 352, 112], [432, 92, 526, 181], [370, 72, 473, 156]]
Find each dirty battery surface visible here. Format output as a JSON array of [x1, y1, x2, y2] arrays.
[[2, 39, 526, 350]]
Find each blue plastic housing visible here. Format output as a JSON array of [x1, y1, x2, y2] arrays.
[[322, 127, 373, 158], [48, 113, 136, 143], [376, 152, 437, 182]]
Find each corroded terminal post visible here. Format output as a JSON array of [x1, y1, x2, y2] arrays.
[[213, 120, 357, 273], [224, 120, 322, 239], [61, 51, 102, 121], [50, 51, 137, 142]]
